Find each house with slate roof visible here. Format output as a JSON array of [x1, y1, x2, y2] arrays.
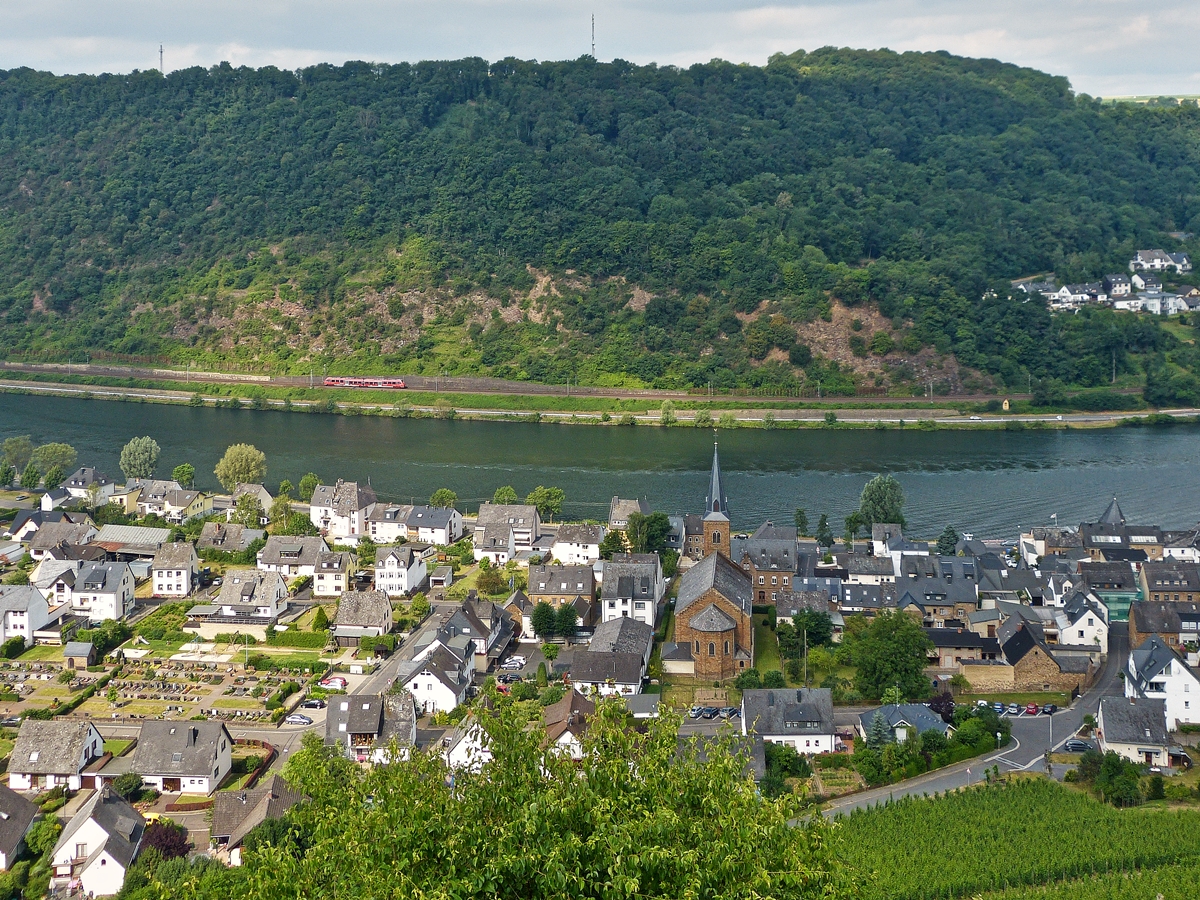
[[1125, 634, 1200, 729], [858, 703, 954, 744], [63, 466, 115, 504], [374, 546, 427, 596], [570, 652, 645, 696], [187, 569, 288, 636], [256, 535, 329, 578], [473, 503, 541, 564], [741, 688, 835, 754], [308, 480, 377, 542], [541, 691, 596, 759], [197, 521, 264, 554], [550, 524, 606, 565], [325, 691, 417, 762], [151, 542, 200, 598], [313, 550, 355, 597], [9, 720, 104, 792], [0, 785, 38, 869], [1128, 599, 1200, 650], [133, 721, 233, 794], [331, 590, 392, 647], [1098, 697, 1170, 767], [211, 773, 303, 866], [673, 552, 754, 680], [608, 497, 650, 530], [398, 646, 472, 714], [28, 521, 97, 562], [71, 562, 135, 622], [0, 584, 53, 648], [599, 553, 663, 627], [50, 786, 144, 897]]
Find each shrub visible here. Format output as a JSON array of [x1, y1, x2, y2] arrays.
[[143, 821, 190, 860], [0, 636, 25, 659]]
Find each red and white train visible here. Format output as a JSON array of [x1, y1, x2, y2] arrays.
[[323, 376, 407, 389]]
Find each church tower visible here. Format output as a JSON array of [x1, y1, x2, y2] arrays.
[[702, 443, 731, 558]]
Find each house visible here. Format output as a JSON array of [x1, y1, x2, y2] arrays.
[[27, 521, 98, 561], [150, 542, 200, 598], [569, 651, 645, 696], [778, 589, 845, 642], [72, 563, 135, 622], [1140, 560, 1200, 604], [229, 484, 273, 525], [7, 509, 89, 543], [1079, 560, 1142, 622], [1098, 697, 1170, 767], [924, 628, 1001, 667], [0, 785, 38, 869], [92, 524, 171, 560], [313, 551, 355, 597], [133, 721, 233, 794], [734, 532, 805, 602], [608, 497, 650, 530], [161, 489, 212, 524], [1019, 526, 1083, 566], [871, 523, 903, 557], [473, 503, 541, 564], [132, 479, 184, 518], [210, 774, 303, 866], [404, 506, 463, 545], [422, 598, 513, 673], [63, 467, 115, 504], [325, 691, 418, 762], [29, 558, 81, 605], [1053, 592, 1109, 650], [672, 552, 754, 680], [397, 646, 472, 714], [374, 546, 427, 596], [191, 569, 288, 628], [442, 716, 493, 771], [50, 786, 144, 897], [527, 564, 596, 610], [0, 585, 53, 648], [958, 618, 1091, 694], [257, 535, 329, 578], [63, 641, 97, 670], [599, 553, 663, 627], [858, 704, 954, 744], [1129, 600, 1200, 650], [366, 504, 414, 544], [541, 691, 596, 759], [1104, 273, 1132, 296], [331, 590, 392, 647], [624, 694, 661, 719], [681, 514, 705, 561], [504, 590, 534, 642], [40, 488, 71, 512], [1130, 249, 1181, 272], [587, 617, 654, 672], [840, 582, 899, 616], [1170, 252, 1193, 273], [550, 524, 606, 565], [9, 720, 104, 791], [429, 566, 453, 590], [1126, 635, 1200, 728], [309, 480, 378, 541], [844, 554, 897, 587], [197, 522, 264, 554], [741, 688, 835, 754]]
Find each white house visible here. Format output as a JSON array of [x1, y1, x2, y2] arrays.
[[210, 570, 289, 620], [63, 467, 115, 504], [1098, 696, 1170, 767], [0, 584, 53, 648], [741, 688, 835, 755], [313, 551, 355, 597], [374, 546, 427, 597], [442, 717, 492, 771], [570, 652, 644, 697], [1126, 635, 1200, 728], [598, 553, 663, 628], [256, 535, 329, 578], [1054, 593, 1109, 651], [405, 506, 464, 545], [133, 721, 233, 795], [228, 483, 273, 525], [550, 524, 606, 565], [473, 503, 540, 564], [27, 520, 97, 561], [1130, 249, 1180, 272], [398, 645, 472, 714], [40, 489, 71, 512], [51, 787, 144, 898], [309, 480, 377, 541], [150, 542, 200, 598], [323, 692, 417, 764], [72, 562, 135, 622], [9, 720, 104, 792], [132, 479, 184, 518]]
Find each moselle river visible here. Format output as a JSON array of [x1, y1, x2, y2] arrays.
[[2, 392, 1198, 538]]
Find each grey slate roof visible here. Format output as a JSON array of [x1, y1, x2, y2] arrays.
[[216, 569, 287, 610], [845, 554, 897, 577], [1131, 600, 1200, 635], [1100, 697, 1168, 746], [211, 773, 304, 847], [569, 651, 644, 685], [1099, 497, 1126, 526], [316, 550, 352, 572], [1128, 635, 1189, 697], [11, 720, 99, 775], [554, 524, 604, 545], [600, 554, 660, 601], [0, 785, 37, 863], [689, 604, 738, 632], [752, 521, 798, 541], [676, 552, 752, 617], [65, 467, 112, 491], [334, 590, 392, 630], [734, 537, 803, 573], [198, 522, 264, 552], [397, 645, 470, 696], [28, 521, 95, 552], [63, 641, 95, 659], [742, 688, 834, 737], [608, 496, 650, 527], [376, 545, 417, 567], [1142, 561, 1200, 592], [588, 617, 653, 655], [529, 564, 595, 596], [258, 535, 327, 568], [0, 584, 46, 613], [76, 562, 129, 593], [310, 480, 377, 516], [133, 721, 233, 777], [150, 542, 197, 571], [52, 786, 143, 870], [325, 691, 418, 749], [858, 703, 952, 737], [404, 506, 457, 530], [1079, 562, 1139, 591]]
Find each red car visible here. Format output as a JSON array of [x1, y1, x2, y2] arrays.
[[1025, 703, 1040, 716]]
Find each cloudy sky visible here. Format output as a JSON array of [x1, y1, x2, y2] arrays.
[[1, 0, 1197, 97]]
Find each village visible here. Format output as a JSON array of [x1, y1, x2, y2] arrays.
[[0, 440, 1198, 895], [1017, 247, 1200, 314]]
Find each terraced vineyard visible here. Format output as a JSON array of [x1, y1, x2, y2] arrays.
[[982, 863, 1200, 899], [835, 780, 1200, 899]]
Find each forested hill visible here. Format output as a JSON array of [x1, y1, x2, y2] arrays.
[[2, 48, 1200, 397]]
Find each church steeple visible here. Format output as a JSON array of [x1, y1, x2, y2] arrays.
[[1099, 496, 1125, 526], [704, 443, 728, 519]]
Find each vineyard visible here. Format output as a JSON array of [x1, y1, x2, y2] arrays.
[[835, 779, 1200, 899], [980, 862, 1200, 899]]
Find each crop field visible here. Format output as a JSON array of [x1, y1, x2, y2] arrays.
[[835, 779, 1200, 899]]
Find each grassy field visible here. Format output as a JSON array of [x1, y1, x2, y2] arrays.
[[17, 644, 65, 662], [104, 739, 133, 756], [753, 618, 782, 673], [213, 698, 262, 710]]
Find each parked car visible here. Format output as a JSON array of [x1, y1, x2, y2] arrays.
[[688, 706, 703, 719], [1025, 703, 1040, 716], [1062, 739, 1093, 753], [701, 706, 720, 719], [1041, 704, 1058, 715], [499, 659, 524, 671], [497, 673, 522, 684], [300, 698, 326, 709], [992, 702, 1006, 714], [284, 714, 313, 726], [0, 716, 20, 727], [319, 677, 348, 690], [1006, 703, 1021, 715], [969, 415, 982, 421], [720, 706, 740, 718]]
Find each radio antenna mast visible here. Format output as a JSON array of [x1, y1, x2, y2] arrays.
[[159, 44, 164, 74], [591, 15, 595, 58]]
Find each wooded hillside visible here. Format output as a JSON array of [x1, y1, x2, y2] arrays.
[[2, 48, 1200, 397]]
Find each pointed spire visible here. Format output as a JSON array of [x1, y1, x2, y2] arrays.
[[705, 443, 728, 519], [1099, 496, 1125, 526]]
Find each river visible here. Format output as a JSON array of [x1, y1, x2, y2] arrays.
[[1, 392, 1198, 538]]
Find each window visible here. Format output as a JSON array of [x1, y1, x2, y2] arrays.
[[76, 843, 87, 859], [712, 532, 721, 544], [783, 576, 789, 585], [758, 576, 765, 585], [694, 640, 699, 652], [708, 643, 715, 656], [724, 640, 729, 654], [771, 576, 778, 586]]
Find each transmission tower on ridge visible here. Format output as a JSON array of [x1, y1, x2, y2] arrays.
[[159, 44, 164, 74], [591, 15, 595, 58]]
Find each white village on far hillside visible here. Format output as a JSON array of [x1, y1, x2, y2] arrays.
[[0, 441, 1198, 894]]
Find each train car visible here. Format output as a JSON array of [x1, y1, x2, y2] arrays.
[[323, 376, 407, 389]]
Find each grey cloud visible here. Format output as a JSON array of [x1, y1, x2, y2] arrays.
[[0, 0, 1197, 96]]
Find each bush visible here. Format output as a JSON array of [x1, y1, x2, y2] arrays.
[[0, 636, 25, 659], [143, 821, 190, 860], [113, 772, 144, 800]]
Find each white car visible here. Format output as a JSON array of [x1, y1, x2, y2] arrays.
[[319, 677, 348, 690], [969, 415, 981, 421]]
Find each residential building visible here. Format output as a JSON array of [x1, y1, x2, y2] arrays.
[[397, 646, 472, 714], [256, 535, 329, 578], [50, 786, 144, 897], [734, 531, 805, 602], [309, 480, 378, 541], [132, 479, 184, 518], [331, 590, 392, 647], [1103, 273, 1132, 296], [211, 774, 303, 866], [27, 521, 97, 561], [0, 785, 38, 869], [1130, 249, 1183, 272], [1080, 497, 1163, 561], [473, 503, 541, 564], [404, 506, 463, 545], [9, 720, 104, 792], [599, 553, 663, 627], [504, 590, 534, 642], [0, 585, 52, 648], [608, 496, 650, 530], [588, 616, 654, 672], [442, 717, 492, 771], [527, 564, 596, 609], [72, 563, 135, 622], [324, 692, 417, 763], [197, 522, 264, 554], [958, 618, 1091, 693], [843, 554, 897, 587], [161, 489, 212, 524], [550, 524, 606, 565], [741, 688, 835, 754], [1128, 600, 1200, 650], [673, 551, 754, 680], [133, 721, 234, 794], [1078, 561, 1142, 622], [229, 484, 273, 525], [1098, 697, 1170, 767], [313, 551, 355, 597], [63, 467, 115, 504], [1053, 592, 1109, 650], [7, 509, 91, 543], [570, 652, 645, 696], [40, 488, 71, 512], [204, 569, 288, 622], [374, 546, 427, 596], [871, 523, 903, 557], [1139, 560, 1200, 604], [858, 704, 954, 744], [541, 691, 595, 759], [365, 504, 414, 544], [924, 628, 1001, 667], [150, 542, 200, 598], [1126, 635, 1200, 728]]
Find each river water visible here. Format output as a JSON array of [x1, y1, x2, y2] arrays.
[[2, 392, 1198, 538]]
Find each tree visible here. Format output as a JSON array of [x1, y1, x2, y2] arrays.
[[555, 605, 578, 640], [120, 435, 161, 480], [297, 473, 321, 501], [793, 611, 834, 649], [541, 642, 560, 663], [355, 538, 378, 568], [599, 529, 626, 560], [929, 691, 956, 723], [230, 493, 265, 527], [659, 400, 676, 425], [936, 525, 959, 556], [270, 492, 293, 523], [1, 436, 33, 473], [25, 816, 61, 857], [430, 488, 458, 508], [815, 514, 834, 549], [843, 511, 865, 553], [530, 601, 556, 639], [172, 463, 196, 489], [525, 485, 565, 521], [113, 772, 144, 800], [492, 485, 519, 505], [19, 462, 39, 490], [763, 670, 785, 689], [30, 442, 76, 474], [214, 443, 267, 492], [857, 474, 906, 529], [0, 464, 13, 487], [142, 821, 190, 860], [866, 711, 891, 749], [880, 686, 904, 706], [477, 565, 508, 595], [42, 465, 65, 491], [278, 479, 294, 496], [794, 508, 808, 536], [854, 611, 934, 701]]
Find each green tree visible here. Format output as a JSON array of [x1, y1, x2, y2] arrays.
[[541, 642, 560, 663], [297, 473, 321, 501], [355, 538, 378, 569], [815, 514, 834, 549], [794, 508, 808, 536], [19, 462, 39, 490], [763, 670, 786, 689], [0, 464, 13, 487], [477, 565, 508, 595], [113, 772, 144, 800], [554, 605, 578, 640], [530, 601, 556, 639], [493, 485, 519, 505], [659, 400, 676, 425], [270, 492, 293, 522], [42, 465, 65, 491], [880, 686, 904, 706], [866, 711, 891, 749], [843, 511, 865, 553], [854, 611, 934, 701], [1, 436, 33, 473], [214, 443, 267, 492], [312, 607, 330, 631], [30, 442, 76, 474], [693, 408, 713, 428], [625, 510, 672, 554], [230, 493, 265, 527], [936, 525, 959, 556], [857, 474, 906, 529], [120, 435, 161, 481], [599, 529, 626, 560], [430, 488, 458, 508], [25, 816, 62, 857], [172, 462, 196, 489], [525, 485, 565, 521]]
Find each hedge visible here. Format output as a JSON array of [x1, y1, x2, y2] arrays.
[[265, 680, 301, 710], [265, 630, 329, 649]]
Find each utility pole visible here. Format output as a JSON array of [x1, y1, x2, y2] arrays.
[[159, 44, 164, 74], [591, 14, 595, 57], [803, 627, 808, 686]]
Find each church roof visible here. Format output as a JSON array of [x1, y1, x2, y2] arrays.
[[704, 443, 729, 521], [1099, 497, 1125, 526]]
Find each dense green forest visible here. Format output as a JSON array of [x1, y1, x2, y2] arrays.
[[2, 48, 1200, 399]]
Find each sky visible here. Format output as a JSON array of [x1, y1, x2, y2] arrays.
[[1, 1, 1198, 98]]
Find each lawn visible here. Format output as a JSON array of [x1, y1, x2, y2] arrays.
[[104, 739, 133, 757], [17, 644, 67, 662], [213, 698, 263, 710], [753, 618, 782, 673]]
